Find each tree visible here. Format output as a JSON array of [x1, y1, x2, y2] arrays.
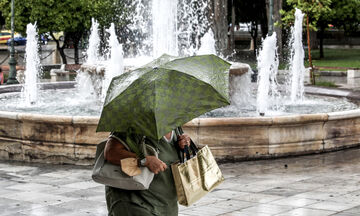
[[231, 0, 268, 55], [0, 11, 5, 28], [317, 0, 360, 59], [273, 0, 283, 59], [0, 0, 132, 64], [330, 0, 360, 35], [27, 0, 92, 64], [211, 0, 229, 54], [0, 0, 30, 35], [91, 0, 133, 54], [0, 0, 91, 64], [281, 0, 331, 85]]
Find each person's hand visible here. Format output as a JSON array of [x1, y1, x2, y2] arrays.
[[178, 134, 191, 149], [144, 156, 167, 174]]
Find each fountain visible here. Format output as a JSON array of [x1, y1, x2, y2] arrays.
[[256, 33, 279, 115], [152, 0, 178, 57], [86, 18, 101, 64], [0, 6, 360, 165], [23, 23, 41, 105], [101, 23, 124, 100], [196, 29, 217, 55], [288, 8, 306, 102]]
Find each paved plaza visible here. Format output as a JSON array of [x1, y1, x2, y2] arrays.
[[1, 147, 360, 216]]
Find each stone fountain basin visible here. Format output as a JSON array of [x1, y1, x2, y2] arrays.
[[0, 83, 360, 165]]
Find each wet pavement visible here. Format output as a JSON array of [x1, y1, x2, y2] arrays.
[[1, 147, 360, 216]]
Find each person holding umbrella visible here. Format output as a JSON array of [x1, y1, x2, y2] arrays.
[[104, 130, 191, 216], [97, 54, 231, 215]]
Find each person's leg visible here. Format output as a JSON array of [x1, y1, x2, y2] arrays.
[[108, 200, 154, 216]]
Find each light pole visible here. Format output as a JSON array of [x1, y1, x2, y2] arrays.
[[268, 0, 274, 36], [7, 0, 19, 84]]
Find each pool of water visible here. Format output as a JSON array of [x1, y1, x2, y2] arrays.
[[203, 95, 359, 117], [0, 88, 357, 117], [0, 88, 103, 116]]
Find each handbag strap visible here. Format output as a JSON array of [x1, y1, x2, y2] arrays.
[[111, 131, 146, 159], [125, 135, 146, 159], [175, 126, 198, 163]]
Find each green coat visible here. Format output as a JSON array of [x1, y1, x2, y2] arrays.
[[106, 132, 179, 216]]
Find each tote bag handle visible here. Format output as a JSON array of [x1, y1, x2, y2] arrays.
[[175, 126, 198, 163]]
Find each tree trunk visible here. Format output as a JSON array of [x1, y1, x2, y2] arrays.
[[251, 21, 258, 56], [310, 30, 318, 49], [261, 0, 269, 38], [306, 15, 314, 85], [319, 26, 325, 59], [70, 33, 82, 65], [74, 42, 79, 64], [230, 1, 235, 50], [51, 32, 67, 64], [273, 0, 283, 59], [212, 0, 228, 55]]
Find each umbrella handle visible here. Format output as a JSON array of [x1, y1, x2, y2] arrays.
[[175, 126, 198, 163]]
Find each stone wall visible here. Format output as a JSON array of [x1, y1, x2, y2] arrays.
[[0, 111, 108, 165], [183, 110, 360, 162], [1, 109, 360, 165]]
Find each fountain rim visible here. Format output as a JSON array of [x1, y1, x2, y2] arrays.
[[1, 109, 359, 127], [0, 82, 360, 126]]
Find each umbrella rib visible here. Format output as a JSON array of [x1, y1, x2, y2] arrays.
[[153, 76, 160, 139]]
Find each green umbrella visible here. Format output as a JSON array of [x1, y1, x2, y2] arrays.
[[96, 54, 231, 140]]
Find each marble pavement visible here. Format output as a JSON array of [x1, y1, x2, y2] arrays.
[[1, 147, 360, 216]]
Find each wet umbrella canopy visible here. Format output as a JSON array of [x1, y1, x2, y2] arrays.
[[96, 54, 231, 140]]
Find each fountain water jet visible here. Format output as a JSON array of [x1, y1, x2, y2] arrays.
[[102, 23, 124, 100], [86, 18, 101, 64], [152, 0, 178, 57], [196, 29, 216, 55], [256, 33, 279, 115], [78, 20, 125, 100], [287, 8, 306, 102], [23, 23, 41, 105], [129, 0, 211, 58]]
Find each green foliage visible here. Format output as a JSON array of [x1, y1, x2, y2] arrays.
[[0, 0, 132, 36], [0, 0, 133, 63], [30, 0, 91, 34], [329, 0, 360, 34], [91, 0, 134, 46], [91, 0, 132, 29], [280, 0, 331, 30], [315, 81, 337, 87], [0, 0, 91, 34], [0, 0, 30, 34], [307, 48, 360, 69]]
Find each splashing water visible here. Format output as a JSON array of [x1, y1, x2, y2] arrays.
[[230, 64, 254, 107], [23, 23, 41, 106], [86, 18, 100, 64], [102, 23, 124, 101], [152, 0, 178, 57], [75, 71, 97, 100], [129, 0, 212, 58], [196, 29, 216, 55], [287, 8, 306, 102], [256, 33, 279, 115], [76, 18, 102, 99], [127, 0, 152, 57], [178, 0, 211, 56]]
